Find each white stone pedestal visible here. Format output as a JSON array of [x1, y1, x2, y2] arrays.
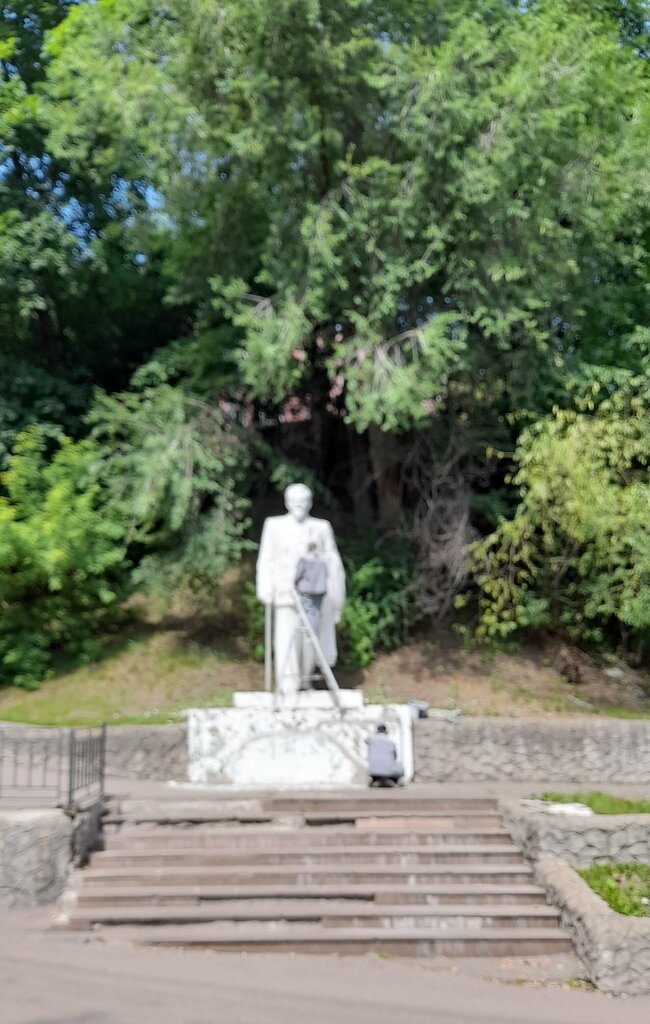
[[187, 698, 413, 788], [232, 690, 365, 710]]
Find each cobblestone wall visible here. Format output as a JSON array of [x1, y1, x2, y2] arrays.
[[5, 716, 650, 784], [414, 718, 650, 781], [106, 717, 650, 783], [0, 810, 71, 907], [500, 799, 650, 866], [535, 854, 650, 995], [105, 724, 187, 780]]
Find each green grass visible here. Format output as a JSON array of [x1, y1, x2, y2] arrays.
[[0, 627, 253, 726], [596, 707, 650, 720], [536, 791, 650, 814], [578, 864, 650, 916], [0, 693, 234, 727], [363, 681, 393, 705]]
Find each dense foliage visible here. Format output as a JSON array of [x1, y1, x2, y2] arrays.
[[1, 0, 650, 685], [472, 356, 650, 650], [0, 427, 125, 686]]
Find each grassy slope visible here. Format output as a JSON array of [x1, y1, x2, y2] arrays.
[[1, 602, 649, 727], [0, 585, 646, 729], [0, 617, 261, 726]]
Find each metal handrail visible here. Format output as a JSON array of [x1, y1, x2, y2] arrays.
[[0, 725, 106, 810]]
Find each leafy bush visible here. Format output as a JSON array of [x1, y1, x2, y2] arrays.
[[242, 580, 266, 662], [0, 357, 88, 472], [338, 536, 418, 670], [0, 376, 253, 688], [470, 370, 650, 650], [0, 427, 126, 688]]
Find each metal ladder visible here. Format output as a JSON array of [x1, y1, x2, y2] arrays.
[[264, 595, 342, 709]]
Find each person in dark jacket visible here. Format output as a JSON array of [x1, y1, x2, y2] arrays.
[[295, 542, 328, 633], [366, 724, 404, 787]]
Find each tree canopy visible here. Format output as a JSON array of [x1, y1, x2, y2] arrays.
[[1, 0, 649, 684]]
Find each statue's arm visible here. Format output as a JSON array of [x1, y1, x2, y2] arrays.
[[256, 520, 275, 604], [322, 522, 346, 618]]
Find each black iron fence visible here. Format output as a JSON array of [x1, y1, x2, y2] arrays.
[[0, 725, 106, 810]]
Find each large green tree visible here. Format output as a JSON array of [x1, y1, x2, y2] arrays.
[[44, 0, 650, 423], [0, 1, 180, 462], [1, 0, 649, 672]]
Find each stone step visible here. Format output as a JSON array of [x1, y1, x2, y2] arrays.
[[304, 812, 501, 826], [103, 810, 502, 830], [58, 901, 561, 931], [75, 922, 572, 956], [89, 844, 521, 868], [59, 788, 574, 960], [78, 863, 535, 887], [103, 811, 275, 827], [266, 797, 498, 813], [72, 882, 548, 907], [102, 827, 510, 850]]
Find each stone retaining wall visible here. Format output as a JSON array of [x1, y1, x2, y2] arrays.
[[4, 716, 650, 783], [535, 854, 650, 995], [414, 717, 650, 781], [104, 716, 650, 783], [105, 724, 187, 780], [0, 803, 103, 906], [0, 810, 71, 907], [501, 800, 650, 994], [102, 717, 650, 783], [500, 799, 650, 866]]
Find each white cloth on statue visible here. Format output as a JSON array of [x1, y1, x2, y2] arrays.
[[256, 514, 345, 697]]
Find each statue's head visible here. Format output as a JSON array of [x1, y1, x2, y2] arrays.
[[284, 483, 313, 523]]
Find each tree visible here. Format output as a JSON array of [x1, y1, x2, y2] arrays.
[[88, 369, 251, 595], [44, 0, 650, 441], [2, 0, 649, 667], [1, 2, 180, 414]]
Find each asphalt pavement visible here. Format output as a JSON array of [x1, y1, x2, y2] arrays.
[[3, 906, 650, 1024]]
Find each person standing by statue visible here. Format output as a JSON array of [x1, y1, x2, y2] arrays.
[[295, 542, 328, 634], [256, 484, 345, 703]]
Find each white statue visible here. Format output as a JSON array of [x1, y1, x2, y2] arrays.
[[256, 483, 346, 702]]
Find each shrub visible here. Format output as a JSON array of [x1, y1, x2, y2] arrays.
[[0, 427, 126, 687], [338, 536, 418, 670], [470, 371, 650, 651]]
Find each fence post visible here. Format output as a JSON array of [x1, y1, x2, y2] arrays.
[[67, 729, 76, 812], [99, 724, 107, 802]]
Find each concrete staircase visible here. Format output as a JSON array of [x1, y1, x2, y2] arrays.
[[56, 792, 572, 956]]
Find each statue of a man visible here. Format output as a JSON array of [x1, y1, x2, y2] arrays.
[[256, 483, 346, 701]]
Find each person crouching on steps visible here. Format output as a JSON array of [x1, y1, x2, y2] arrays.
[[366, 724, 404, 787], [295, 542, 328, 634]]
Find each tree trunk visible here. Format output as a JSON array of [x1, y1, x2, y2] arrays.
[[346, 427, 373, 526], [368, 425, 402, 528]]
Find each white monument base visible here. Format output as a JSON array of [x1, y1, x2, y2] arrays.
[[232, 690, 364, 710], [187, 700, 413, 788]]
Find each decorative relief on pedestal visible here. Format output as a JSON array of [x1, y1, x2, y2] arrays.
[[187, 705, 413, 787]]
